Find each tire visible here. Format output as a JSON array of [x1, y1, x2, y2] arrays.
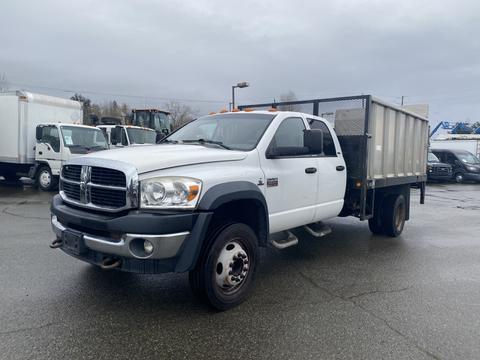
[[189, 223, 258, 310], [36, 166, 58, 191], [454, 173, 464, 183], [383, 194, 406, 237], [368, 216, 384, 235]]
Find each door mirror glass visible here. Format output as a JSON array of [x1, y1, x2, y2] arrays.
[[35, 126, 43, 141], [110, 127, 121, 145], [303, 129, 323, 155]]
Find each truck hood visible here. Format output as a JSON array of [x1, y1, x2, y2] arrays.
[[79, 144, 248, 174]]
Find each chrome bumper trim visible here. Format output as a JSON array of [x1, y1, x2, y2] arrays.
[[51, 216, 188, 260]]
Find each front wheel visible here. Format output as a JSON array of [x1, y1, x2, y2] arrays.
[[36, 166, 58, 191], [454, 173, 464, 183], [189, 223, 258, 310]]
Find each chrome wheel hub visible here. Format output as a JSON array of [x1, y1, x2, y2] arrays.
[[215, 240, 249, 292], [39, 171, 51, 187]]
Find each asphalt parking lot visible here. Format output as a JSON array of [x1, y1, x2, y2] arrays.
[[0, 180, 479, 360]]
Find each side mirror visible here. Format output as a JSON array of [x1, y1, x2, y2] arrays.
[[161, 128, 170, 136], [110, 127, 121, 145], [266, 146, 309, 158], [303, 129, 323, 155], [35, 126, 43, 141]]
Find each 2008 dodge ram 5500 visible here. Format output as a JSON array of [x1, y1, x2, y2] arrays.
[[50, 95, 428, 310]]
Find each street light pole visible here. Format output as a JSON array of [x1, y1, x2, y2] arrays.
[[231, 82, 249, 110]]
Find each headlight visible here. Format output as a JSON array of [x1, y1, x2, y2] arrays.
[[467, 166, 478, 172], [140, 177, 202, 209]]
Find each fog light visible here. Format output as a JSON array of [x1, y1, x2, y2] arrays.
[[144, 240, 154, 254]]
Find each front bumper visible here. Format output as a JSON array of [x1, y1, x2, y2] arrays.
[[50, 195, 212, 273], [51, 215, 189, 260]]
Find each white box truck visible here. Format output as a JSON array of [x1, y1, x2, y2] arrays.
[[50, 95, 428, 309], [0, 91, 108, 190]]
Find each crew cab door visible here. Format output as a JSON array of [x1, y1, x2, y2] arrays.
[[259, 116, 319, 233], [307, 118, 346, 220]]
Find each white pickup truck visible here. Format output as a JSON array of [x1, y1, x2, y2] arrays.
[[50, 95, 428, 309]]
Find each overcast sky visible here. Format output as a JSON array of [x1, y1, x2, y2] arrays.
[[1, 0, 479, 123]]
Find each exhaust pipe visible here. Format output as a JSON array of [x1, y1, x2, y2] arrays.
[[50, 239, 63, 249], [100, 257, 121, 270]]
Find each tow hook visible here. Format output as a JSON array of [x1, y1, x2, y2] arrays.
[[50, 239, 63, 249], [100, 257, 122, 270]]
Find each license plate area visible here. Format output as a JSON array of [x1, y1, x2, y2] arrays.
[[62, 230, 86, 255]]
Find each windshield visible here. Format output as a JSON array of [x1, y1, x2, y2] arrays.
[[428, 152, 440, 162], [166, 113, 276, 151], [61, 126, 108, 150], [456, 151, 480, 164], [127, 128, 157, 144]]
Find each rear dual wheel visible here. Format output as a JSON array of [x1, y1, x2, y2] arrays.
[[368, 194, 406, 237], [189, 223, 258, 310]]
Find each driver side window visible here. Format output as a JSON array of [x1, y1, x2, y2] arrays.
[[40, 126, 60, 152], [272, 117, 305, 148]]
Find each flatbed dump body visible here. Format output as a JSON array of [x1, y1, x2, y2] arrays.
[[239, 95, 428, 219]]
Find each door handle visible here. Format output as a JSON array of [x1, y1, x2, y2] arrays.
[[39, 151, 43, 155], [305, 167, 317, 174], [336, 165, 345, 171]]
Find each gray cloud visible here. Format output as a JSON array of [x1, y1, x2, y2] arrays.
[[1, 0, 479, 122]]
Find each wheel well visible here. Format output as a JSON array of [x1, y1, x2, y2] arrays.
[[207, 199, 268, 247]]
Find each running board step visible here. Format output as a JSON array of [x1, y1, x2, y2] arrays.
[[269, 231, 299, 249], [304, 222, 332, 238]]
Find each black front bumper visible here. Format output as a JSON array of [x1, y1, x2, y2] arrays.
[[51, 195, 212, 274]]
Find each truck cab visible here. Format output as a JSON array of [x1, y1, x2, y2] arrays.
[[34, 123, 108, 190], [98, 125, 157, 147], [129, 109, 172, 142]]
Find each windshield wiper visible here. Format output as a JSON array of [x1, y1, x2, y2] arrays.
[[181, 139, 231, 150], [160, 139, 178, 144]]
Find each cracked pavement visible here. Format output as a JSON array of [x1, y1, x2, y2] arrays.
[[0, 180, 479, 359]]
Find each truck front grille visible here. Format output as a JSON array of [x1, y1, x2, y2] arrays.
[[91, 167, 126, 187], [62, 165, 82, 182], [60, 164, 136, 212]]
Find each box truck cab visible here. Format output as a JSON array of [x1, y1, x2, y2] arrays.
[[34, 123, 108, 190], [97, 125, 157, 147]]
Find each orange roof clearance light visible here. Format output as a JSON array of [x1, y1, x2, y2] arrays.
[[209, 112, 217, 115], [268, 107, 278, 112], [231, 108, 240, 112], [244, 108, 254, 112], [219, 109, 228, 113]]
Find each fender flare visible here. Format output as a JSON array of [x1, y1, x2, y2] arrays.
[[175, 181, 269, 273]]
